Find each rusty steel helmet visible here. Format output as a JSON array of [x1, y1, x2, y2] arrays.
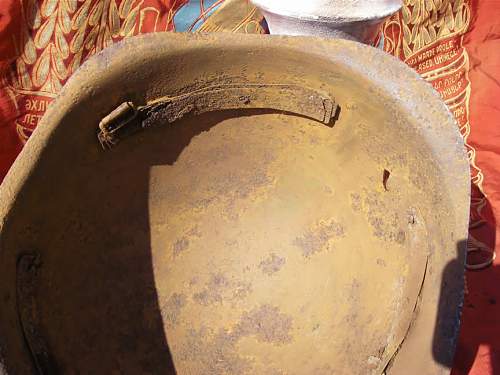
[[0, 33, 469, 375]]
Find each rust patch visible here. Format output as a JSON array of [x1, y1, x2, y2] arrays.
[[350, 193, 362, 211], [259, 253, 286, 276], [236, 304, 293, 345], [219, 170, 276, 221], [173, 238, 189, 257], [193, 273, 252, 306], [193, 274, 228, 305], [235, 171, 275, 200], [161, 293, 187, 327], [172, 226, 201, 257], [200, 152, 277, 221], [364, 191, 407, 244], [178, 305, 292, 373], [179, 327, 252, 375], [294, 219, 345, 257]]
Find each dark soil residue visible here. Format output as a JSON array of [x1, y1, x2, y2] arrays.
[[294, 219, 345, 257], [161, 293, 187, 327], [235, 304, 293, 345]]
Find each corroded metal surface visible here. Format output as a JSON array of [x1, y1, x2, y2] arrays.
[[0, 34, 469, 374]]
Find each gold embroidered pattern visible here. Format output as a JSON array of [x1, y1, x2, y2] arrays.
[[17, 0, 148, 96], [401, 0, 470, 58]]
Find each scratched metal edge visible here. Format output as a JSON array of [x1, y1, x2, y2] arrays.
[[0, 33, 470, 374]]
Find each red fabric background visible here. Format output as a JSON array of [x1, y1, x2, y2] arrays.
[[452, 1, 500, 374], [0, 0, 22, 181]]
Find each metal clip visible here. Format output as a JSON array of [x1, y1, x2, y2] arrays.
[[97, 84, 338, 150], [98, 102, 141, 149]]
